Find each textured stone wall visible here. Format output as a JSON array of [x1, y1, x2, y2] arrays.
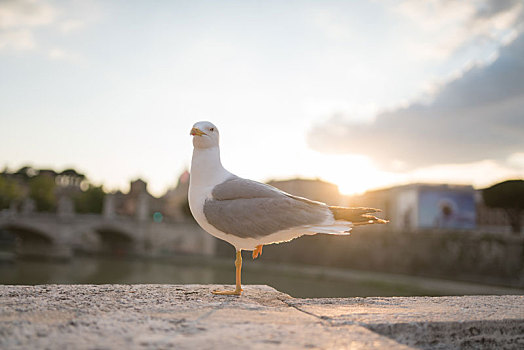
[[1, 285, 522, 349]]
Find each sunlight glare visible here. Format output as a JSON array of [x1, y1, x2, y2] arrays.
[[296, 151, 403, 196]]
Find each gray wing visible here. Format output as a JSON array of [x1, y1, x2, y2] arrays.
[[204, 176, 330, 238]]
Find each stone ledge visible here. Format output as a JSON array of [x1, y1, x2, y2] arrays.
[[0, 285, 522, 349]]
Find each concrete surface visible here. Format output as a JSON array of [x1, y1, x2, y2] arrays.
[[0, 285, 522, 349]]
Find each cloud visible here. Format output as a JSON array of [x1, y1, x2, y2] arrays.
[[507, 152, 524, 169], [47, 48, 83, 64], [0, 0, 56, 50], [0, 28, 34, 50], [310, 8, 353, 41], [0, 0, 56, 29], [393, 0, 524, 61], [0, 0, 90, 56], [406, 159, 524, 189], [58, 19, 85, 33], [307, 32, 524, 169]]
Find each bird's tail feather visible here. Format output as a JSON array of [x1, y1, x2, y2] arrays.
[[329, 206, 388, 226]]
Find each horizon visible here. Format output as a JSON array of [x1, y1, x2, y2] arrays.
[[1, 162, 518, 199]]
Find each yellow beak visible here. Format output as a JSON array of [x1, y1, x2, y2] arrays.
[[190, 127, 206, 136]]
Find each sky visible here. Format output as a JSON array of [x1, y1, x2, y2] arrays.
[[1, 0, 523, 196]]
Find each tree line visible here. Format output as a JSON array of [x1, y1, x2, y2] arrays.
[[0, 166, 104, 214]]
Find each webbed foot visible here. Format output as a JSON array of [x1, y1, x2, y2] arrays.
[[252, 245, 263, 259], [212, 288, 242, 296]]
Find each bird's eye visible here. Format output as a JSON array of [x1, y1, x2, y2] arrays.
[[210, 127, 215, 132]]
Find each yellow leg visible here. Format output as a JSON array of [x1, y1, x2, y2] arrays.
[[252, 245, 263, 259], [212, 250, 243, 296]]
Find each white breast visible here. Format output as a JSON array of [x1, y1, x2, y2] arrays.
[[189, 146, 238, 245]]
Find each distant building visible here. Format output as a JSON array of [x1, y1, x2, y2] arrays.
[[348, 184, 477, 232], [267, 178, 343, 205], [110, 179, 159, 221], [38, 169, 58, 178], [161, 170, 191, 221], [54, 169, 86, 206], [54, 169, 86, 190]]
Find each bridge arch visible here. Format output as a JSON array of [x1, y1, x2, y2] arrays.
[[87, 224, 139, 255], [0, 223, 54, 245], [0, 222, 68, 259]]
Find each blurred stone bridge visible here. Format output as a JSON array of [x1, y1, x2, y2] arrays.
[[0, 211, 215, 260]]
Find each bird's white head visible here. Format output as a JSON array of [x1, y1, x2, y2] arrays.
[[190, 121, 220, 149]]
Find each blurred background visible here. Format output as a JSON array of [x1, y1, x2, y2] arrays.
[[1, 0, 523, 297]]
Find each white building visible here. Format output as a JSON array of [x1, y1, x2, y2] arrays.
[[348, 184, 477, 232]]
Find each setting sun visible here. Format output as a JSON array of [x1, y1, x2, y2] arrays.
[[295, 152, 402, 196]]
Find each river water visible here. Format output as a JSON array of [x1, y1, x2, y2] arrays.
[[1, 254, 522, 298]]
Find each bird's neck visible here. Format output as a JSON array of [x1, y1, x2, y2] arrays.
[[190, 146, 231, 187]]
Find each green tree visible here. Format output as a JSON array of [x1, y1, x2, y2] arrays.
[[13, 165, 37, 180], [29, 175, 56, 212], [74, 185, 105, 214], [482, 180, 524, 234], [0, 177, 24, 210]]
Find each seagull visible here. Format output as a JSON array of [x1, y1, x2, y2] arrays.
[[188, 121, 387, 295]]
